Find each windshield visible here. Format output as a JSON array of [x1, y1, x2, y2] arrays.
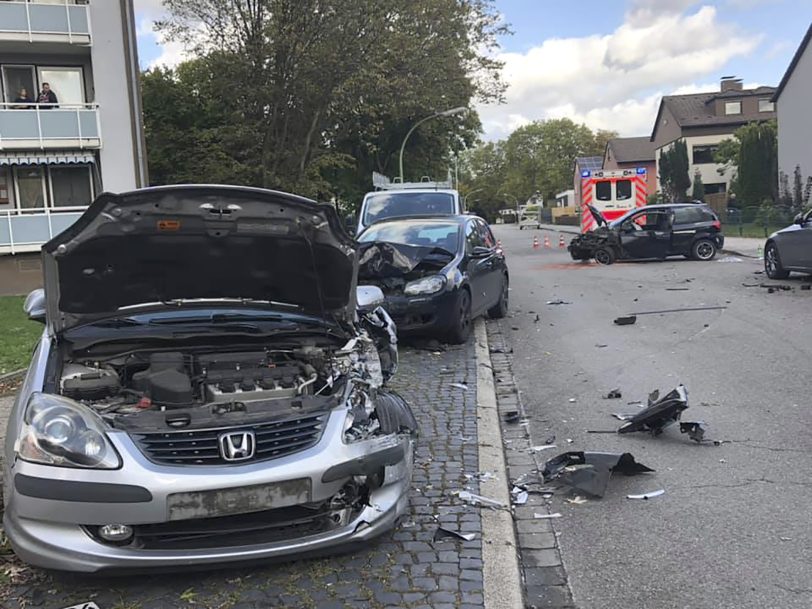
[[362, 192, 456, 225], [358, 221, 459, 252]]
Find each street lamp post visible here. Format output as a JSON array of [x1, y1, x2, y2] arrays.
[[399, 107, 467, 183]]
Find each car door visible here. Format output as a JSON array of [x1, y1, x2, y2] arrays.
[[464, 219, 490, 314], [476, 219, 505, 307], [778, 209, 812, 270], [671, 207, 700, 255], [618, 210, 671, 259]]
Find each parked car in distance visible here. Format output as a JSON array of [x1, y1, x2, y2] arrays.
[[4, 185, 418, 572], [357, 215, 509, 344], [764, 208, 812, 278], [568, 203, 724, 265]]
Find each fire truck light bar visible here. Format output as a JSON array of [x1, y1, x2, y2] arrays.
[[581, 170, 591, 178], [637, 167, 647, 174]]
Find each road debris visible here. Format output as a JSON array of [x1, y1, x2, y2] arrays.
[[679, 421, 707, 443], [595, 343, 608, 348], [511, 487, 529, 505], [614, 315, 637, 325], [617, 385, 689, 436], [568, 398, 577, 403], [530, 444, 558, 453], [665, 287, 690, 291], [456, 490, 506, 509], [541, 451, 654, 498], [60, 604, 101, 609], [544, 434, 556, 444], [802, 285, 812, 291], [604, 388, 622, 399], [504, 410, 521, 424], [566, 496, 588, 505], [465, 471, 497, 482], [631, 306, 727, 315], [533, 513, 562, 519], [627, 489, 665, 500], [434, 527, 477, 542], [450, 382, 468, 391], [546, 299, 572, 305]]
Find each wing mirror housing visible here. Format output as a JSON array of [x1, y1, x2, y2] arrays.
[[470, 245, 492, 258], [356, 285, 385, 312], [24, 288, 46, 323], [794, 213, 805, 225]]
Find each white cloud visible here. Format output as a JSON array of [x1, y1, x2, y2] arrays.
[[476, 5, 761, 140], [134, 1, 192, 69]]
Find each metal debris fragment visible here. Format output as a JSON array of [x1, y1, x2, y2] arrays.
[[450, 382, 468, 391], [546, 299, 572, 305], [566, 496, 588, 505], [627, 489, 665, 500], [617, 385, 689, 436], [614, 315, 637, 325], [504, 411, 521, 424], [679, 421, 707, 443], [530, 445, 558, 453], [533, 513, 562, 519], [604, 388, 622, 399], [434, 527, 477, 542], [541, 451, 654, 498], [630, 306, 727, 315], [457, 490, 505, 509]]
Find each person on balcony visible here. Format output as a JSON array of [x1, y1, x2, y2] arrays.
[[12, 88, 34, 109], [36, 83, 58, 108]]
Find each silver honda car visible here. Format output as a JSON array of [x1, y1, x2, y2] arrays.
[[764, 208, 812, 278], [3, 185, 417, 572]]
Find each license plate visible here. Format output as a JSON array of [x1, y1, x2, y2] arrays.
[[167, 479, 311, 521]]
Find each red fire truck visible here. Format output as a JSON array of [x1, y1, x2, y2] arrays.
[[579, 168, 648, 232]]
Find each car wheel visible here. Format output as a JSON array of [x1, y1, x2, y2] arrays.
[[594, 247, 615, 265], [765, 241, 790, 279], [447, 289, 472, 344], [692, 239, 717, 261], [488, 274, 509, 319]]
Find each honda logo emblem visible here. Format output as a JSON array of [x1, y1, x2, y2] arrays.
[[218, 431, 256, 461]]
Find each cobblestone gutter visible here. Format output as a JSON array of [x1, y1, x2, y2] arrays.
[[0, 344, 486, 609], [486, 321, 576, 609]]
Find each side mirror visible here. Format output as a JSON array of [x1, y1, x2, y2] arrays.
[[24, 288, 46, 323], [470, 245, 492, 258], [356, 285, 385, 311], [794, 213, 805, 225]]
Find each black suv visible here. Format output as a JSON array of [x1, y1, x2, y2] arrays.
[[568, 203, 724, 265]]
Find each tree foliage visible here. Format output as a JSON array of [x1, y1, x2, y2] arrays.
[[691, 170, 705, 202], [144, 0, 508, 206], [714, 120, 777, 206], [459, 120, 615, 221], [659, 139, 691, 202]]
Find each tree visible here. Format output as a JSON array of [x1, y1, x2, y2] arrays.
[[713, 120, 777, 207], [148, 0, 508, 201], [659, 139, 690, 201], [691, 170, 705, 202], [793, 165, 804, 211]]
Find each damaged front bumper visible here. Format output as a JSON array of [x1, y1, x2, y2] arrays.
[[3, 409, 414, 573], [568, 229, 619, 261], [379, 290, 457, 334]]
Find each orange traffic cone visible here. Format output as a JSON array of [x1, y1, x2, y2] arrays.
[[558, 234, 566, 248], [532, 236, 539, 250], [543, 235, 551, 249]]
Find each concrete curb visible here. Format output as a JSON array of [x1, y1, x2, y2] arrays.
[[0, 368, 25, 383], [474, 319, 524, 609]]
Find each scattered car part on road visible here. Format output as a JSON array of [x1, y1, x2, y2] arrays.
[[627, 489, 665, 500], [566, 496, 588, 505], [630, 305, 727, 315], [541, 451, 655, 498], [504, 410, 521, 423], [679, 421, 709, 443], [614, 315, 637, 325], [434, 527, 477, 542], [617, 385, 689, 435], [456, 490, 506, 509], [604, 388, 622, 399], [546, 299, 572, 305], [533, 513, 562, 519]]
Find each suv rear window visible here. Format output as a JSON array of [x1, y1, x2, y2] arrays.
[[363, 192, 455, 225], [673, 206, 714, 224]]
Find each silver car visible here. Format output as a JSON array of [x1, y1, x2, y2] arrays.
[[765, 208, 812, 279], [3, 185, 416, 572]]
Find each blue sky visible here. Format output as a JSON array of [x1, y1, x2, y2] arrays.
[[134, 0, 812, 138]]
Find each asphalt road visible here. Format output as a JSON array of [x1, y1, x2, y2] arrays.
[[492, 224, 812, 609]]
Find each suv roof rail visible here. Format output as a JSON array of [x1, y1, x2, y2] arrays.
[[372, 171, 454, 191]]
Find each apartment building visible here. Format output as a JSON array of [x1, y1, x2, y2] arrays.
[[0, 0, 147, 254]]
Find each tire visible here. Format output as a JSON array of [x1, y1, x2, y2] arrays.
[[446, 288, 473, 344], [764, 241, 790, 279], [488, 274, 509, 319], [691, 239, 717, 261], [593, 247, 615, 265], [519, 225, 524, 230]]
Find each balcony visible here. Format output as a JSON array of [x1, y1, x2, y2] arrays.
[[0, 103, 100, 149], [0, 206, 85, 254], [0, 1, 90, 45]]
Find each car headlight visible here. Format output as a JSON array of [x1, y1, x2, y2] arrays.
[[16, 393, 121, 469], [404, 275, 446, 296]]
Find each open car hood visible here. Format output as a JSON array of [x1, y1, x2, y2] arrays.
[[587, 205, 607, 227], [42, 185, 357, 333], [357, 242, 456, 279]]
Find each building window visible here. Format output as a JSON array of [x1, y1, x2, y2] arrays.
[[758, 99, 775, 112], [616, 179, 632, 201], [704, 183, 727, 195], [725, 101, 741, 115], [15, 167, 47, 210], [37, 67, 85, 105], [50, 166, 93, 207], [692, 145, 718, 165], [0, 167, 12, 208]]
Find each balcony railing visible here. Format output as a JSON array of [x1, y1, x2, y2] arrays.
[[0, 103, 101, 149], [0, 205, 86, 254], [0, 1, 90, 44]]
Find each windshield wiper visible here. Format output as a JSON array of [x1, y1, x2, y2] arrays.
[[90, 317, 145, 328]]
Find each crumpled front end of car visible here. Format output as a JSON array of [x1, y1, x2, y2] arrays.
[[568, 228, 619, 261], [4, 318, 417, 572]]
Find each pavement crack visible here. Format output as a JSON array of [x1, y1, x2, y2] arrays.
[[775, 584, 812, 595]]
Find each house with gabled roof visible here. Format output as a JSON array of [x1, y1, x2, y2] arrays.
[[650, 77, 777, 198], [603, 137, 656, 196]]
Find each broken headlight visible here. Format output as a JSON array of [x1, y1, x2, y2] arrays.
[[404, 275, 445, 296], [17, 393, 121, 469], [342, 387, 381, 443]]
